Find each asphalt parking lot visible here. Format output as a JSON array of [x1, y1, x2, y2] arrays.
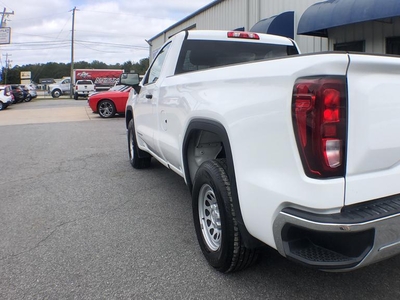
[[1, 99, 400, 299]]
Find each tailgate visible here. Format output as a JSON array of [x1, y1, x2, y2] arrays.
[[345, 54, 400, 205]]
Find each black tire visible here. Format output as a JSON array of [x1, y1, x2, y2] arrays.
[[98, 100, 116, 118], [25, 95, 32, 102], [192, 159, 258, 273], [74, 93, 79, 100], [0, 101, 3, 111], [52, 89, 61, 98], [127, 119, 151, 169]]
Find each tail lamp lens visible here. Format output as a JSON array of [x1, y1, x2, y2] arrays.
[[292, 77, 347, 178]]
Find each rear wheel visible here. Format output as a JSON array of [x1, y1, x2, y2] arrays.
[[74, 93, 79, 100], [98, 100, 116, 118], [0, 101, 3, 110], [128, 119, 151, 169], [192, 159, 258, 273], [25, 94, 32, 102]]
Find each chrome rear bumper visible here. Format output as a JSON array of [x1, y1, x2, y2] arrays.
[[273, 194, 400, 271]]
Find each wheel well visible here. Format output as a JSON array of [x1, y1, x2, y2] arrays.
[[183, 120, 262, 249], [183, 121, 231, 191], [125, 107, 133, 129], [185, 129, 225, 189]]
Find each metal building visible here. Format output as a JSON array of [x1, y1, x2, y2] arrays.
[[148, 0, 400, 59]]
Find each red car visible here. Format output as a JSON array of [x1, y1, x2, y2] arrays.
[[88, 85, 132, 118]]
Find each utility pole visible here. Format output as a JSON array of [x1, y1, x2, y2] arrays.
[[3, 53, 11, 84], [1, 8, 14, 84], [0, 8, 14, 28], [70, 7, 76, 98]]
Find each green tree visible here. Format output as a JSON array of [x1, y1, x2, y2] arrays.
[[122, 61, 133, 73], [0, 58, 150, 85], [137, 58, 149, 74], [90, 60, 108, 69]]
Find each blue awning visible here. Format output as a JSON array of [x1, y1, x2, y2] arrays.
[[298, 0, 400, 37], [250, 11, 294, 39]]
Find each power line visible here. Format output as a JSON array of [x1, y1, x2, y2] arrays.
[[9, 11, 68, 23], [3, 39, 147, 49]]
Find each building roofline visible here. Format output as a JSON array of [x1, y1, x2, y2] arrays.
[[149, 0, 224, 42]]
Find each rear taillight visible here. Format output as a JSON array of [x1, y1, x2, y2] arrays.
[[292, 77, 347, 178], [227, 31, 260, 40]]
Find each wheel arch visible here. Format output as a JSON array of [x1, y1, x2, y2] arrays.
[[125, 105, 133, 129], [183, 119, 261, 249], [97, 98, 115, 109]]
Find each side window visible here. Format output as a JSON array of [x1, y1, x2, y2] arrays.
[[144, 43, 171, 85]]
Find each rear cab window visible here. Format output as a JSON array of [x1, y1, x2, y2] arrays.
[[175, 39, 298, 74], [77, 80, 93, 85]]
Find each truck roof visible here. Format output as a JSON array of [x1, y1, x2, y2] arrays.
[[184, 30, 295, 46]]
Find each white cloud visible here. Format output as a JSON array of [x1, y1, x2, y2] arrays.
[[0, 0, 212, 67]]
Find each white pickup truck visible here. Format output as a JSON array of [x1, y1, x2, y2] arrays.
[[74, 80, 95, 100], [121, 30, 400, 273]]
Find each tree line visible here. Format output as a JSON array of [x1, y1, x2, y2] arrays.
[[1, 58, 149, 85]]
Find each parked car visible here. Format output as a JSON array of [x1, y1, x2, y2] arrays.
[[20, 84, 37, 101], [0, 85, 12, 110], [10, 85, 25, 103], [87, 86, 131, 118], [88, 84, 130, 97], [108, 84, 131, 92]]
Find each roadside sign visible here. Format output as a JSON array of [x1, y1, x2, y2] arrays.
[[0, 27, 11, 44], [21, 71, 31, 79]]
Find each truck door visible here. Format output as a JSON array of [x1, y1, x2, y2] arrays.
[[135, 43, 171, 158], [61, 78, 71, 94]]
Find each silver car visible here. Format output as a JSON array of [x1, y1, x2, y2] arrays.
[[20, 84, 37, 101]]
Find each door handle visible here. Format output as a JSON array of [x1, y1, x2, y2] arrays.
[[146, 94, 153, 99]]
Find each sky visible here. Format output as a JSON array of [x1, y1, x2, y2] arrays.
[[0, 0, 212, 68]]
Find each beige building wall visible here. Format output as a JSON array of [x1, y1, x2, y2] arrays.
[[149, 0, 400, 59], [149, 0, 328, 59], [329, 16, 400, 54]]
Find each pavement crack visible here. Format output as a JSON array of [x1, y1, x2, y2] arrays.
[[0, 184, 187, 262], [0, 219, 77, 262]]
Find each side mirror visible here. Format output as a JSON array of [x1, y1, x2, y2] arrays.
[[120, 73, 141, 93]]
